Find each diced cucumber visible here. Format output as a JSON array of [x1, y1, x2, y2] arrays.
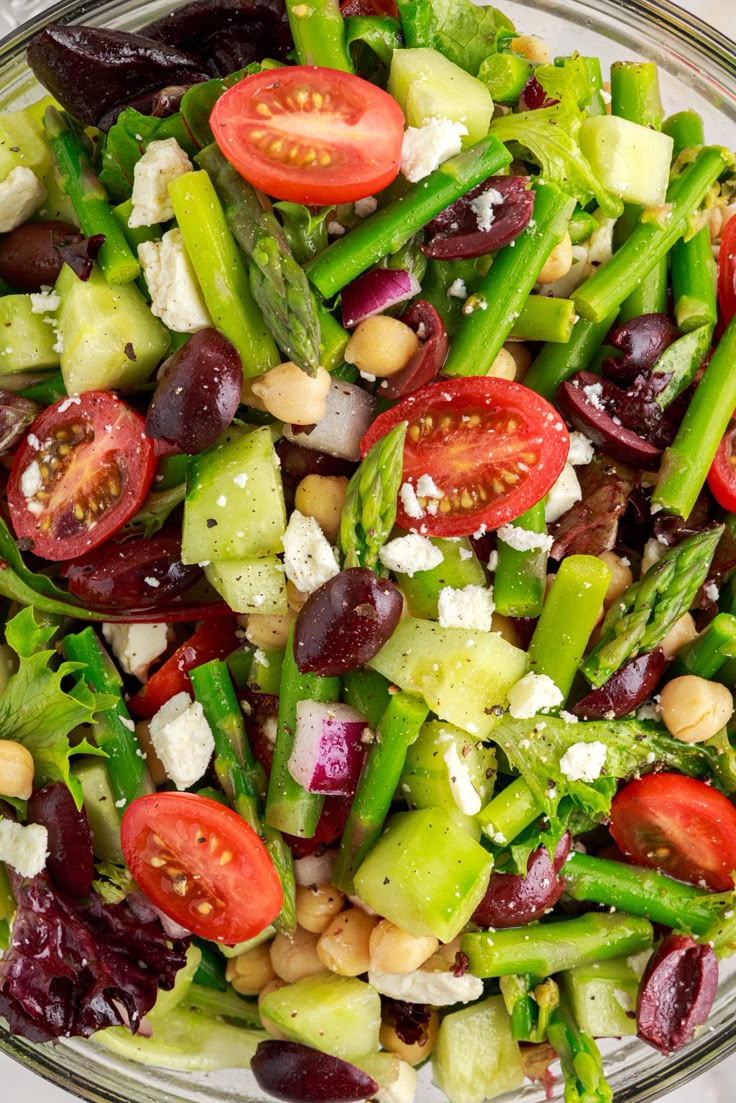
[[433, 995, 524, 1103], [369, 618, 528, 738], [563, 957, 639, 1037], [182, 425, 286, 565], [400, 720, 496, 838], [71, 757, 125, 863], [96, 1006, 261, 1070], [149, 945, 202, 1021], [0, 295, 60, 373], [54, 264, 169, 393], [248, 648, 284, 695], [388, 48, 493, 146], [259, 974, 381, 1058], [204, 557, 287, 615], [218, 925, 276, 959], [354, 807, 493, 942], [0, 107, 52, 183], [579, 115, 674, 208], [396, 537, 486, 618], [477, 53, 533, 104]]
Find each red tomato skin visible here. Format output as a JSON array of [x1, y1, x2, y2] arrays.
[[717, 215, 736, 326], [8, 391, 156, 561], [121, 793, 283, 943], [210, 67, 404, 204], [707, 424, 736, 511], [360, 377, 570, 536], [129, 618, 240, 718], [610, 773, 736, 891]]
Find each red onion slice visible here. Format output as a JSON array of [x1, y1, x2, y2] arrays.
[[341, 268, 421, 329], [288, 700, 368, 795]]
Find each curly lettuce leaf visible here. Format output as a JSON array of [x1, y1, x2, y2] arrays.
[[99, 108, 197, 203], [396, 0, 513, 75], [536, 57, 595, 111]]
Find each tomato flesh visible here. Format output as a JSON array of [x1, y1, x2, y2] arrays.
[[8, 391, 156, 561], [121, 793, 283, 943], [610, 773, 736, 891], [210, 66, 405, 204], [360, 377, 569, 536], [717, 214, 736, 326], [129, 618, 240, 717], [707, 423, 736, 511]]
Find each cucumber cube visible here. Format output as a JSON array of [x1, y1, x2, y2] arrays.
[[0, 295, 60, 373], [204, 557, 287, 615], [388, 48, 493, 146], [433, 996, 524, 1103], [369, 617, 528, 738], [397, 537, 486, 618], [579, 115, 674, 208], [0, 107, 52, 183], [259, 974, 381, 1058], [563, 957, 639, 1037], [182, 425, 287, 564], [354, 808, 493, 942]]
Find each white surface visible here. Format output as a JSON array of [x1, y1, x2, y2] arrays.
[[1, 0, 736, 1100]]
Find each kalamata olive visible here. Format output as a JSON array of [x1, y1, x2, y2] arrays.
[[572, 649, 665, 720], [0, 392, 41, 456], [557, 372, 662, 468], [0, 221, 81, 292], [276, 439, 356, 492], [54, 233, 106, 282], [63, 534, 202, 611], [293, 568, 403, 676], [146, 329, 243, 455], [241, 690, 280, 775], [422, 176, 534, 260], [602, 314, 680, 385], [252, 1040, 379, 1103], [378, 300, 448, 400], [471, 833, 571, 929], [637, 934, 718, 1054], [519, 75, 559, 111], [27, 782, 94, 898]]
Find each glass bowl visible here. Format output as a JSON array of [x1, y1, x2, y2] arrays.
[[1, 0, 736, 1100]]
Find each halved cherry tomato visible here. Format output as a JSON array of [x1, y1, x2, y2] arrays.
[[717, 214, 736, 326], [609, 773, 736, 891], [707, 422, 736, 511], [7, 391, 156, 561], [360, 377, 569, 537], [129, 618, 240, 718], [210, 66, 404, 204], [121, 792, 283, 943]]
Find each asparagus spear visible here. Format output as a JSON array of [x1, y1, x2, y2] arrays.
[[523, 310, 618, 402], [44, 107, 140, 286], [340, 421, 407, 573], [547, 997, 613, 1103], [19, 371, 67, 406], [582, 526, 723, 687], [198, 145, 321, 375], [190, 659, 296, 934], [574, 145, 731, 323], [509, 295, 576, 344], [476, 776, 542, 846], [493, 501, 548, 619], [286, 0, 353, 71], [342, 669, 393, 730], [501, 975, 559, 1044], [332, 690, 429, 894], [648, 323, 713, 410], [306, 135, 512, 297], [61, 628, 147, 810]]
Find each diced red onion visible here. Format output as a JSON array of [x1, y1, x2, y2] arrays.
[[128, 889, 193, 939], [294, 849, 338, 886], [283, 379, 376, 462], [341, 268, 421, 329], [288, 700, 368, 795]]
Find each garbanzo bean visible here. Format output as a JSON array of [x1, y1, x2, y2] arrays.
[[660, 675, 734, 743], [659, 612, 698, 660], [537, 232, 573, 284], [270, 926, 327, 983], [369, 920, 438, 975], [344, 316, 420, 378], [599, 551, 634, 607], [294, 475, 349, 543], [0, 739, 34, 799], [244, 612, 295, 651], [510, 33, 550, 63], [225, 941, 276, 996], [295, 882, 346, 934], [316, 907, 378, 976], [380, 1011, 440, 1066], [251, 362, 331, 424]]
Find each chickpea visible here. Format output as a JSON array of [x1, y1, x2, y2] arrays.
[[659, 612, 698, 660], [240, 377, 269, 412], [504, 342, 532, 382], [295, 883, 346, 934], [258, 978, 288, 1039], [599, 550, 633, 608], [294, 475, 349, 543], [486, 347, 518, 381], [134, 720, 167, 787], [537, 232, 573, 284], [660, 676, 734, 744], [344, 316, 420, 378], [251, 362, 331, 424], [436, 936, 463, 964], [287, 581, 310, 612], [0, 740, 34, 800], [226, 941, 277, 996], [510, 33, 550, 64], [490, 613, 522, 647], [380, 1011, 439, 1066], [244, 612, 295, 651], [316, 907, 378, 976], [270, 925, 327, 983], [369, 920, 438, 975]]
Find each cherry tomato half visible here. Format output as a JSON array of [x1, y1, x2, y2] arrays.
[[210, 66, 404, 204], [8, 391, 156, 561], [707, 422, 736, 511], [129, 618, 240, 718], [360, 377, 570, 537], [609, 773, 736, 891], [121, 792, 283, 943], [717, 214, 736, 326]]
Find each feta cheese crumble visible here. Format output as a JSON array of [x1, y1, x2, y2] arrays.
[[497, 524, 554, 555], [399, 481, 425, 520], [447, 278, 468, 299], [355, 196, 378, 218], [416, 473, 444, 500], [469, 187, 504, 232], [567, 431, 595, 466], [138, 228, 212, 333], [508, 672, 563, 719], [378, 533, 443, 577], [368, 966, 483, 1006], [0, 167, 46, 233], [129, 138, 192, 228], [443, 741, 482, 815], [282, 510, 340, 592], [102, 621, 168, 682], [29, 288, 60, 314], [149, 691, 215, 791], [400, 117, 468, 183], [544, 463, 582, 523], [0, 819, 48, 878], [438, 585, 495, 632], [559, 740, 607, 782]]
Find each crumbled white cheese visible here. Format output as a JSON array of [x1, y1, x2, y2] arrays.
[[29, 287, 60, 314], [0, 167, 46, 233], [400, 481, 425, 520], [497, 524, 554, 554], [438, 585, 495, 632], [544, 463, 582, 523], [415, 473, 444, 500], [327, 220, 346, 236], [559, 740, 607, 782], [102, 621, 168, 682], [375, 1062, 417, 1103], [588, 214, 617, 266], [0, 819, 48, 878], [282, 510, 340, 593], [469, 187, 504, 232], [20, 460, 43, 499], [539, 244, 591, 299], [582, 382, 604, 410], [129, 138, 192, 227], [368, 966, 483, 1005], [447, 278, 468, 299], [379, 533, 443, 577], [508, 672, 563, 719], [355, 196, 378, 218], [400, 117, 468, 183], [487, 550, 499, 572], [149, 692, 215, 791], [138, 228, 212, 333], [443, 741, 482, 815], [704, 581, 720, 603], [567, 431, 595, 466]]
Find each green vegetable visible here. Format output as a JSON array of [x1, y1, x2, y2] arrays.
[[563, 958, 639, 1039], [510, 294, 576, 344], [477, 52, 532, 103], [673, 612, 736, 679], [97, 1006, 261, 1071], [260, 974, 380, 1058], [345, 15, 403, 72], [582, 526, 723, 686], [272, 202, 332, 264], [547, 997, 614, 1103], [648, 323, 713, 410], [395, 537, 486, 618], [396, 0, 513, 76], [388, 48, 493, 147], [120, 482, 186, 541], [524, 311, 618, 401], [433, 996, 524, 1103], [500, 975, 559, 1044], [286, 0, 353, 72], [339, 421, 407, 572], [204, 557, 287, 616], [99, 106, 196, 202], [494, 501, 548, 618], [72, 760, 125, 862], [477, 775, 542, 847], [18, 371, 67, 405], [0, 295, 59, 373]]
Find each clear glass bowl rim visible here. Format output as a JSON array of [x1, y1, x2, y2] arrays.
[[1, 0, 736, 1102]]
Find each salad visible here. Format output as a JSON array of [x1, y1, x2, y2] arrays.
[[1, 0, 736, 1100]]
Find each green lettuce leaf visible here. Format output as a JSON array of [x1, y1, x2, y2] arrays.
[[344, 15, 402, 77], [99, 108, 198, 204], [536, 57, 595, 111], [396, 0, 513, 75]]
